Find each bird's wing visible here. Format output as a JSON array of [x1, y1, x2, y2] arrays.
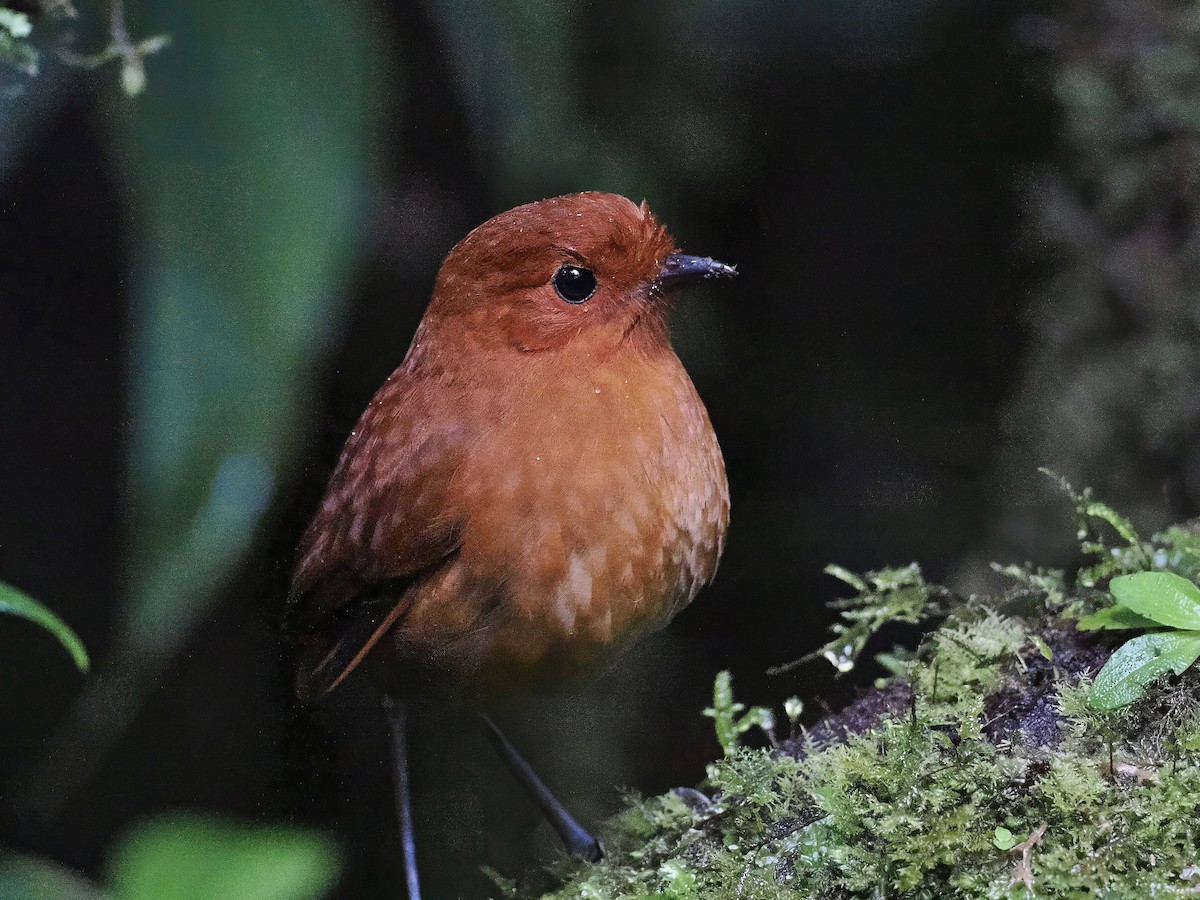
[[287, 369, 472, 701]]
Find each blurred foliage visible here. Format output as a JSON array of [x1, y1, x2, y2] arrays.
[[1, 815, 341, 900], [984, 0, 1200, 564], [106, 814, 341, 900], [427, 0, 622, 198], [423, 0, 752, 212], [0, 581, 89, 671], [13, 0, 389, 818], [115, 0, 385, 656], [0, 7, 38, 76], [0, 1, 167, 93], [0, 581, 334, 899], [0, 852, 105, 900], [58, 25, 171, 99]]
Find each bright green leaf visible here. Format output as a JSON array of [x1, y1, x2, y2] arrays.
[[1109, 572, 1200, 630], [1075, 604, 1161, 632], [0, 581, 90, 672], [992, 826, 1017, 851], [1089, 631, 1200, 711], [105, 814, 341, 900]]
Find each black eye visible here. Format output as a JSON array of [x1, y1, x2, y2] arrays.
[[552, 264, 597, 304]]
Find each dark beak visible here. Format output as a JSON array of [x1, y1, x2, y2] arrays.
[[654, 252, 737, 290]]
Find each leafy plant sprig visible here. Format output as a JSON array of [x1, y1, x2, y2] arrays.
[[1078, 571, 1200, 710], [703, 671, 773, 755], [1041, 468, 1160, 586], [1, 0, 168, 95], [771, 563, 954, 676]]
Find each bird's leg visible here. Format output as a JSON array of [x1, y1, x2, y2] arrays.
[[381, 695, 422, 900], [479, 713, 603, 862]]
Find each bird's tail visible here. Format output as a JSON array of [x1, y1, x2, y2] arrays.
[[294, 594, 413, 703]]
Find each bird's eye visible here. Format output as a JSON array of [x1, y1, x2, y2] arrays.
[[552, 264, 597, 304]]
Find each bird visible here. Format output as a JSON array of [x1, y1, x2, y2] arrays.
[[287, 191, 734, 898]]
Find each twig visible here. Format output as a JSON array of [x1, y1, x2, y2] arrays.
[[55, 0, 170, 95], [1012, 822, 1048, 891], [109, 0, 133, 56]]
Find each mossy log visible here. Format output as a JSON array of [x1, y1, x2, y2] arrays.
[[505, 508, 1200, 898]]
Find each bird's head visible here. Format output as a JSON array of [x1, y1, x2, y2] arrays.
[[423, 192, 735, 356]]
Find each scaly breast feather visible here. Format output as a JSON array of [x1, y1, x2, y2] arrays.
[[456, 352, 728, 648]]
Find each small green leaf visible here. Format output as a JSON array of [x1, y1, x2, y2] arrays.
[[0, 581, 90, 672], [993, 826, 1017, 851], [1029, 634, 1055, 660], [1109, 572, 1200, 630], [105, 813, 341, 900], [1076, 605, 1161, 631], [1089, 631, 1200, 711]]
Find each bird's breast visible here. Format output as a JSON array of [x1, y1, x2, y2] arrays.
[[388, 349, 729, 700]]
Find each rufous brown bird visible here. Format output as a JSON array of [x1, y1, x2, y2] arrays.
[[288, 191, 735, 898]]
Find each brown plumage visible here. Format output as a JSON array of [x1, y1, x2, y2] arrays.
[[289, 192, 733, 705]]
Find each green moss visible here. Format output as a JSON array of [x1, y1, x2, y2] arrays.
[[514, 504, 1200, 899]]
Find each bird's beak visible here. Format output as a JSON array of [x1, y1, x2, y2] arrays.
[[654, 252, 737, 290]]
